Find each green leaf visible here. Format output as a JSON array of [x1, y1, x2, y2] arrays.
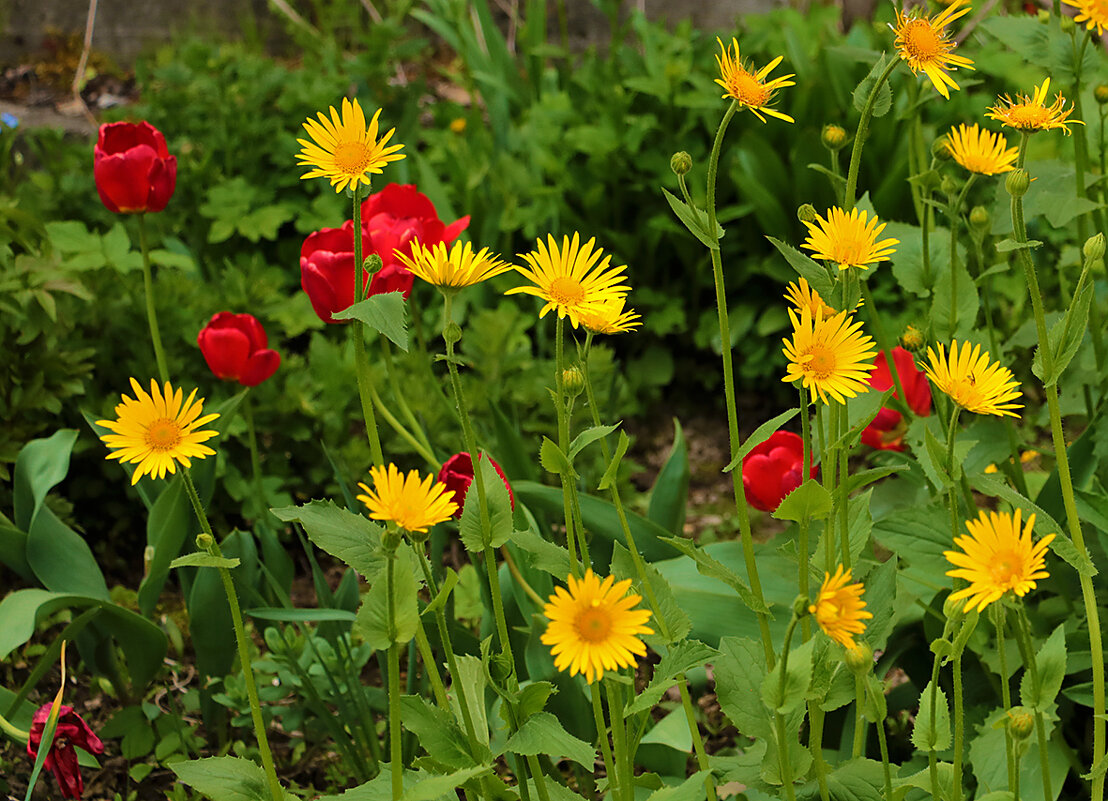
[[13, 429, 78, 531], [995, 238, 1043, 253], [0, 521, 30, 580], [762, 637, 815, 715], [912, 681, 951, 751], [450, 655, 489, 741], [660, 536, 768, 614], [722, 408, 800, 472], [852, 55, 892, 117], [599, 430, 632, 492], [662, 187, 722, 249], [568, 424, 620, 460], [138, 476, 191, 616], [332, 292, 409, 351], [861, 557, 898, 651], [1021, 624, 1066, 712], [772, 479, 832, 522], [271, 501, 385, 579], [644, 771, 709, 801], [767, 237, 834, 302], [647, 419, 690, 536], [828, 758, 886, 801], [1033, 269, 1092, 387], [245, 608, 357, 622], [171, 756, 295, 801], [399, 695, 483, 769], [509, 527, 572, 578], [627, 640, 720, 715], [503, 711, 596, 767], [169, 553, 241, 569], [714, 636, 773, 739], [610, 542, 690, 644], [458, 454, 513, 552], [400, 767, 492, 801], [355, 548, 419, 648], [516, 681, 556, 722], [539, 437, 573, 476], [422, 568, 460, 617]]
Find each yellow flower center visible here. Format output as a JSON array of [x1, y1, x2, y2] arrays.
[[901, 18, 944, 60], [1005, 104, 1052, 130], [575, 601, 613, 643], [987, 551, 1020, 587], [548, 276, 586, 306], [729, 71, 770, 107], [333, 141, 374, 175], [806, 346, 837, 380], [145, 419, 183, 451]]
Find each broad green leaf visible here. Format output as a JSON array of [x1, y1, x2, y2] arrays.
[[627, 640, 720, 715], [1021, 625, 1066, 712], [539, 437, 573, 476], [660, 536, 768, 614], [892, 762, 956, 801], [170, 553, 240, 569], [852, 55, 892, 117], [503, 711, 596, 767], [24, 505, 108, 600], [510, 527, 572, 578], [138, 476, 191, 616], [332, 292, 409, 351], [767, 236, 834, 301], [647, 419, 689, 536], [568, 424, 620, 460], [354, 547, 419, 648], [450, 655, 489, 743], [400, 767, 492, 801], [714, 636, 773, 739], [662, 187, 722, 249], [271, 501, 385, 579], [861, 557, 898, 651], [13, 429, 78, 531], [762, 637, 815, 715], [828, 758, 886, 801], [171, 756, 295, 801], [399, 695, 483, 769], [995, 238, 1043, 253], [0, 521, 30, 580], [643, 771, 709, 801], [772, 479, 832, 522], [458, 454, 513, 552], [516, 681, 556, 722], [912, 681, 951, 751]]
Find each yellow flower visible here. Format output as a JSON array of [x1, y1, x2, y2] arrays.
[[809, 565, 872, 649], [296, 98, 405, 193], [576, 297, 642, 335], [357, 464, 458, 534], [944, 509, 1054, 612], [507, 233, 631, 328], [892, 0, 975, 99], [801, 207, 899, 271], [784, 277, 838, 319], [395, 240, 511, 289], [1064, 0, 1108, 35], [923, 340, 1022, 417], [986, 79, 1083, 135], [713, 37, 795, 123], [97, 378, 219, 485], [945, 123, 1019, 175], [541, 570, 653, 683], [782, 308, 877, 405]]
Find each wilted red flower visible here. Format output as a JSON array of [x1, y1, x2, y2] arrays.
[[93, 121, 177, 214], [742, 430, 817, 512], [197, 312, 281, 387], [861, 346, 933, 451], [27, 704, 104, 799], [361, 183, 470, 268], [438, 452, 514, 519]]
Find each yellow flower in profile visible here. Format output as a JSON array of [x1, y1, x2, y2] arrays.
[[713, 37, 795, 123], [507, 233, 631, 328], [784, 277, 838, 319], [809, 565, 872, 649], [945, 124, 1019, 175], [986, 79, 1083, 135], [1064, 0, 1108, 35], [541, 570, 653, 683], [576, 297, 642, 335], [357, 464, 458, 533], [97, 378, 219, 485], [801, 207, 899, 271], [945, 509, 1055, 612], [782, 308, 877, 405], [395, 240, 511, 289], [296, 98, 405, 193], [923, 340, 1022, 417], [892, 0, 975, 99]]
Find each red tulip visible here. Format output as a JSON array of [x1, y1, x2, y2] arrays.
[[197, 312, 280, 387], [438, 452, 514, 519], [742, 430, 817, 513], [93, 121, 177, 214], [861, 347, 932, 451], [27, 704, 104, 799], [361, 183, 470, 267]]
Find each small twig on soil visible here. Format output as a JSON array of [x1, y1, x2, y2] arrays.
[[71, 0, 98, 126]]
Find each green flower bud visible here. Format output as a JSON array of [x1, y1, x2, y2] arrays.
[[821, 124, 849, 151], [969, 205, 990, 231], [793, 595, 811, 618], [1006, 169, 1031, 198], [844, 643, 874, 675], [407, 525, 431, 545], [900, 324, 924, 352], [670, 151, 692, 176], [489, 652, 514, 685], [1096, 85, 1108, 105], [382, 527, 402, 552], [1061, 14, 1075, 33], [364, 253, 383, 275], [443, 321, 462, 345], [562, 366, 585, 398], [1084, 233, 1106, 263], [932, 137, 953, 161], [940, 175, 958, 198], [1007, 707, 1035, 740], [196, 533, 214, 551], [942, 594, 966, 620], [797, 203, 818, 224]]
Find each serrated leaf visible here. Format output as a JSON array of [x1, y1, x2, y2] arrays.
[[354, 547, 418, 648], [761, 637, 815, 715], [510, 527, 572, 577], [644, 771, 710, 801], [852, 55, 892, 118], [912, 681, 951, 751], [458, 455, 513, 552], [995, 238, 1043, 253], [169, 553, 240, 570], [399, 695, 483, 769], [272, 501, 386, 579], [400, 767, 492, 801], [626, 640, 720, 715], [660, 536, 768, 614], [332, 292, 409, 351], [714, 637, 773, 739], [569, 424, 620, 460], [503, 712, 596, 767], [772, 479, 832, 522], [1033, 269, 1092, 386], [611, 541, 690, 644], [1020, 624, 1066, 712], [662, 187, 723, 249], [171, 756, 296, 801], [539, 437, 572, 476], [767, 237, 834, 301]]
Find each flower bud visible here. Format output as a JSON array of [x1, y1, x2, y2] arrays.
[[797, 203, 818, 224], [196, 533, 214, 551], [670, 151, 692, 176], [821, 124, 848, 151], [407, 525, 431, 544], [793, 595, 811, 618], [489, 652, 514, 685], [562, 366, 585, 398], [1007, 708, 1035, 740], [382, 527, 402, 552], [1097, 85, 1108, 105], [942, 594, 966, 620], [969, 205, 990, 231], [932, 137, 952, 161], [1061, 14, 1075, 32], [1084, 233, 1106, 263], [900, 324, 924, 352], [844, 643, 874, 675], [1006, 169, 1031, 198], [940, 175, 958, 198], [444, 321, 462, 345], [364, 253, 383, 276]]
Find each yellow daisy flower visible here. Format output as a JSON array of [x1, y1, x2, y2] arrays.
[[945, 123, 1019, 175], [923, 340, 1022, 417], [713, 37, 795, 123], [357, 464, 458, 534], [395, 240, 511, 289], [1064, 0, 1108, 35], [892, 0, 975, 99], [944, 509, 1055, 612], [296, 98, 405, 193], [986, 79, 1083, 135], [97, 378, 219, 485], [541, 569, 654, 683], [782, 308, 878, 405], [506, 233, 631, 328], [784, 277, 838, 319], [809, 565, 872, 649], [576, 297, 641, 335], [801, 207, 899, 271]]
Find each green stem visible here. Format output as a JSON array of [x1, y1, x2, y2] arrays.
[[366, 378, 438, 467], [837, 400, 851, 569], [799, 388, 812, 641], [1014, 607, 1053, 801], [590, 682, 618, 800], [137, 213, 169, 384], [387, 548, 403, 801], [867, 677, 894, 801], [953, 653, 965, 801], [0, 709, 28, 742], [380, 335, 439, 468], [412, 616, 449, 709], [843, 57, 900, 212], [947, 174, 977, 337], [852, 674, 867, 758], [818, 403, 835, 573], [606, 679, 633, 801], [774, 616, 800, 801], [995, 605, 1017, 795], [555, 315, 587, 573], [182, 471, 282, 801], [807, 706, 832, 801], [243, 393, 267, 522], [526, 755, 553, 801], [859, 282, 911, 419], [927, 647, 943, 801], [946, 404, 961, 540], [351, 185, 385, 466]]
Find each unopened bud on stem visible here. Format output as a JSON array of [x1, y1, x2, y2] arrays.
[[797, 203, 818, 224], [1084, 233, 1105, 263], [670, 151, 692, 176], [1006, 169, 1031, 198], [821, 124, 848, 150]]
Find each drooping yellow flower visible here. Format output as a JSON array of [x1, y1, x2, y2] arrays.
[[945, 509, 1055, 612], [986, 79, 1083, 135], [1064, 0, 1108, 35], [97, 378, 219, 485], [541, 570, 653, 683], [801, 207, 899, 271], [892, 0, 975, 99], [784, 277, 838, 319], [945, 123, 1019, 175], [507, 233, 631, 328], [576, 297, 642, 335], [923, 340, 1022, 417], [395, 240, 511, 289], [809, 565, 872, 649], [296, 98, 405, 193], [782, 308, 877, 405], [357, 464, 458, 534], [713, 37, 795, 123]]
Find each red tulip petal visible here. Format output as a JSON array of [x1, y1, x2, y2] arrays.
[[240, 349, 281, 386], [199, 327, 251, 380], [94, 146, 157, 213]]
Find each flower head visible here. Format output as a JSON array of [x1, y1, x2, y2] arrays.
[[197, 312, 281, 387], [357, 464, 458, 533], [784, 277, 838, 319], [945, 123, 1019, 175], [576, 296, 642, 335], [986, 79, 1082, 135], [742, 430, 818, 512], [28, 705, 104, 799], [94, 121, 177, 214], [809, 565, 872, 649], [97, 379, 219, 485], [507, 233, 631, 327], [945, 509, 1055, 612], [395, 240, 511, 289], [296, 98, 405, 193], [892, 0, 975, 99], [541, 569, 654, 683], [438, 452, 514, 519], [802, 207, 899, 271], [862, 347, 933, 451], [1064, 0, 1108, 35], [923, 340, 1023, 417], [782, 308, 877, 405], [361, 183, 470, 268], [714, 37, 795, 123]]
